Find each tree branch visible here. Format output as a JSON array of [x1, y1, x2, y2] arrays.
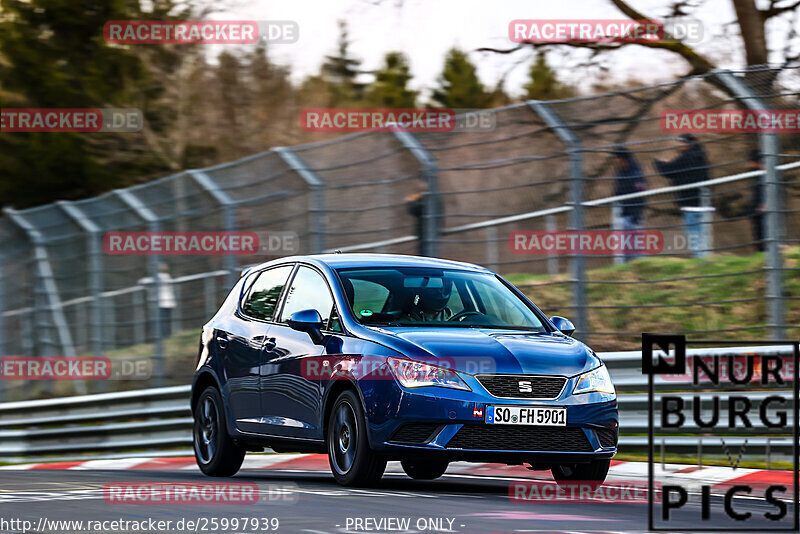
[[762, 0, 800, 18], [610, 0, 717, 74], [475, 45, 524, 55], [480, 0, 717, 76]]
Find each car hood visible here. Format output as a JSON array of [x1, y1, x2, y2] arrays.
[[363, 327, 599, 376]]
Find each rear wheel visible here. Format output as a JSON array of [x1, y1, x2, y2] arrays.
[[327, 390, 386, 486], [193, 386, 245, 477], [551, 459, 610, 489], [401, 459, 449, 480]]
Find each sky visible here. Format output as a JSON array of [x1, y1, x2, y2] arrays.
[[217, 0, 794, 98]]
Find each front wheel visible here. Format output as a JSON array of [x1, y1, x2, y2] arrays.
[[551, 459, 610, 489], [401, 459, 449, 480], [327, 390, 386, 486], [193, 386, 245, 477]]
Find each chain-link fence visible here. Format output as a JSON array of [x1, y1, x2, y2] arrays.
[[1, 66, 798, 400]]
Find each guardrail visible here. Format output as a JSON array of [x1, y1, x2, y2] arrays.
[[0, 385, 192, 463], [0, 346, 794, 463]]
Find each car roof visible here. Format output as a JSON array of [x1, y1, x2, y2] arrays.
[[244, 253, 493, 276]]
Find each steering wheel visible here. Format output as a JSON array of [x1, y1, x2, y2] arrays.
[[448, 310, 484, 322]]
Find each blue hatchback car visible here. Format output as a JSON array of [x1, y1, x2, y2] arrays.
[[192, 254, 618, 486]]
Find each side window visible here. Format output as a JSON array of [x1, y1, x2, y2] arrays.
[[279, 266, 334, 325], [350, 279, 390, 315], [329, 308, 343, 333], [242, 265, 293, 320]]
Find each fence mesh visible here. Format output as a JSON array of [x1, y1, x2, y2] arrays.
[[1, 66, 798, 400]]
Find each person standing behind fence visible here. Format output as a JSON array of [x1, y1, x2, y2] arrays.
[[654, 134, 710, 258], [612, 147, 646, 262], [747, 149, 765, 252], [138, 263, 176, 338]]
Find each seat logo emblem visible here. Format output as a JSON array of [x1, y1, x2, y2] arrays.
[[518, 380, 532, 393]]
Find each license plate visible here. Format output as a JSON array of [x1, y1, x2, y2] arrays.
[[486, 405, 566, 426]]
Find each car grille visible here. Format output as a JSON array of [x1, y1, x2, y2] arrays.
[[446, 425, 592, 452], [476, 374, 566, 399], [389, 423, 442, 444], [595, 427, 618, 448]]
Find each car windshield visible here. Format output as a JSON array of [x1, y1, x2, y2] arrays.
[[336, 267, 547, 331]]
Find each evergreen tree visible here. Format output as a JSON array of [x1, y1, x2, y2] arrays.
[[366, 52, 416, 108], [0, 0, 185, 207], [524, 51, 573, 100], [215, 51, 244, 156], [246, 43, 293, 146], [431, 48, 491, 109], [320, 20, 363, 105]]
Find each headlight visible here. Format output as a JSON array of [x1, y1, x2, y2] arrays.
[[573, 364, 615, 395], [387, 357, 471, 391]]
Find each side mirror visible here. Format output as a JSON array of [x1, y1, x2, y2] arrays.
[[550, 316, 575, 337], [287, 309, 325, 345]]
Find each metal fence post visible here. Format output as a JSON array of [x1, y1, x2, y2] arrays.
[[714, 70, 785, 338], [3, 208, 77, 360], [57, 202, 104, 355], [57, 201, 106, 393], [204, 276, 216, 319], [3, 208, 78, 395], [546, 214, 558, 275], [114, 190, 166, 385], [611, 204, 623, 266], [133, 289, 145, 344], [529, 101, 587, 340], [485, 226, 499, 271], [392, 130, 440, 257], [700, 187, 714, 258], [274, 147, 326, 254], [188, 170, 240, 290]]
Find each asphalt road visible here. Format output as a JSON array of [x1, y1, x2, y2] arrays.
[[0, 467, 795, 533]]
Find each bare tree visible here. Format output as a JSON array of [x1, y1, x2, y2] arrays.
[[478, 0, 800, 91]]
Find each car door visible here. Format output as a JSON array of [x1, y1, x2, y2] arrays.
[[220, 264, 293, 434], [259, 265, 337, 439]]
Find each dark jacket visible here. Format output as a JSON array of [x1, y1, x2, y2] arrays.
[[613, 156, 646, 222], [654, 143, 709, 208]]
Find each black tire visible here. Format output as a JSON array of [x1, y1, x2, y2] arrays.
[[327, 390, 386, 486], [193, 386, 245, 477], [551, 459, 610, 489], [401, 459, 449, 480]]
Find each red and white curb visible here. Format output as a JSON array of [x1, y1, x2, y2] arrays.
[[0, 455, 793, 495]]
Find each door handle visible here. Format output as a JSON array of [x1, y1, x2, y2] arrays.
[[216, 335, 229, 349], [263, 337, 277, 351]]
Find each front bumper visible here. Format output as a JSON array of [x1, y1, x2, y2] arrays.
[[360, 370, 618, 462]]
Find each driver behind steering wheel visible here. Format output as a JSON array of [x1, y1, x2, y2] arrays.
[[400, 279, 453, 322]]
